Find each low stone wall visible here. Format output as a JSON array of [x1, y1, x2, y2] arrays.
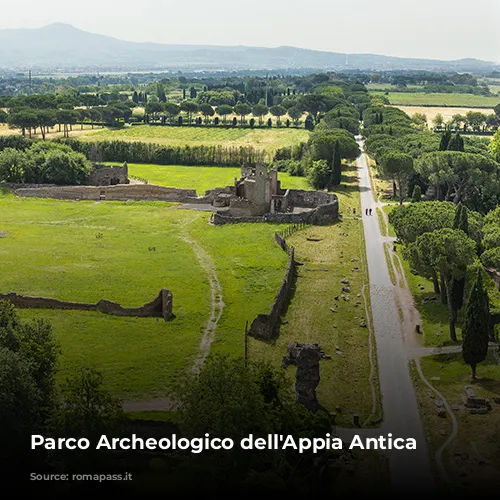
[[212, 200, 338, 226], [14, 184, 198, 203], [0, 288, 173, 321], [285, 189, 338, 208], [248, 247, 295, 340]]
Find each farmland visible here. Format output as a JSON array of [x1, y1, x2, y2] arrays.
[[395, 105, 496, 125], [127, 163, 309, 194], [374, 92, 500, 108]]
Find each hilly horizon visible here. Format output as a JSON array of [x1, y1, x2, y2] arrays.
[[0, 23, 497, 73]]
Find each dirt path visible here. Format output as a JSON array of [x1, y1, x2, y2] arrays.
[[123, 229, 224, 411], [181, 232, 225, 373]]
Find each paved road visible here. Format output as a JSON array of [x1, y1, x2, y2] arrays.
[[356, 137, 434, 492]]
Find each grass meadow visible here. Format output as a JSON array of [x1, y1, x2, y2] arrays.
[[127, 163, 310, 195], [0, 190, 287, 398], [78, 125, 310, 151]]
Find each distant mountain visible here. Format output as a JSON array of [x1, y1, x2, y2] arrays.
[[0, 23, 497, 73]]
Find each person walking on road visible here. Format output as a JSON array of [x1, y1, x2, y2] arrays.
[[369, 208, 373, 215], [365, 208, 368, 216]]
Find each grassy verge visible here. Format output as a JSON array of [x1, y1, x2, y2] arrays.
[[127, 163, 309, 195]]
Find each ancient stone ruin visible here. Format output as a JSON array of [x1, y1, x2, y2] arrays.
[[0, 288, 173, 321], [211, 165, 339, 225], [282, 342, 331, 412], [88, 162, 130, 186]]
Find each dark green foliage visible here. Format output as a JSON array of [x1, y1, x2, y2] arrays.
[[462, 270, 492, 378], [439, 130, 451, 151], [174, 355, 340, 494], [0, 142, 90, 185], [307, 159, 330, 189], [412, 185, 422, 202], [59, 138, 267, 167], [332, 140, 342, 186], [447, 133, 465, 152], [304, 114, 315, 131]]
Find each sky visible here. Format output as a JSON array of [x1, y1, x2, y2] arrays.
[[1, 0, 499, 62]]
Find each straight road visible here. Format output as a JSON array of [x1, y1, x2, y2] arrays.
[[356, 137, 434, 492]]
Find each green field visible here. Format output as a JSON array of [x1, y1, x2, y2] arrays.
[[0, 191, 288, 398], [78, 125, 310, 151], [374, 92, 500, 108], [127, 163, 310, 195]]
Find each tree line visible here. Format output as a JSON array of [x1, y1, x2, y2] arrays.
[[364, 99, 500, 213], [388, 202, 499, 378]]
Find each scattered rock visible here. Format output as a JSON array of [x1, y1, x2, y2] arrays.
[[341, 286, 351, 293], [343, 296, 350, 302], [330, 307, 337, 313], [357, 293, 361, 297], [340, 279, 350, 285], [356, 300, 361, 305], [422, 297, 438, 304], [436, 407, 447, 418], [351, 258, 359, 262], [360, 319, 367, 328], [335, 346, 341, 351], [334, 296, 339, 301]]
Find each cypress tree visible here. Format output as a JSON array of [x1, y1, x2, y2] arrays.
[[132, 91, 139, 104], [462, 269, 491, 379], [412, 185, 422, 202], [451, 204, 469, 311], [332, 140, 342, 186], [439, 130, 452, 151], [447, 133, 464, 152]]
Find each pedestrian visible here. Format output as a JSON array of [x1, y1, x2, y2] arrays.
[[365, 208, 368, 216], [369, 208, 372, 216]]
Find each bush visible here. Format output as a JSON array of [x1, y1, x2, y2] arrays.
[[307, 159, 330, 190]]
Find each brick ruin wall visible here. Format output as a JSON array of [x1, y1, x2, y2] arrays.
[[0, 288, 173, 321], [212, 200, 339, 226], [284, 189, 338, 208], [248, 246, 295, 340], [89, 164, 129, 186], [13, 184, 205, 203]]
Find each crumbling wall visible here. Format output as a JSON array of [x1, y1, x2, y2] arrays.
[[212, 200, 338, 225], [285, 189, 338, 208], [248, 247, 295, 340], [281, 343, 330, 412], [0, 288, 173, 321], [89, 163, 129, 186], [14, 184, 197, 202]]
